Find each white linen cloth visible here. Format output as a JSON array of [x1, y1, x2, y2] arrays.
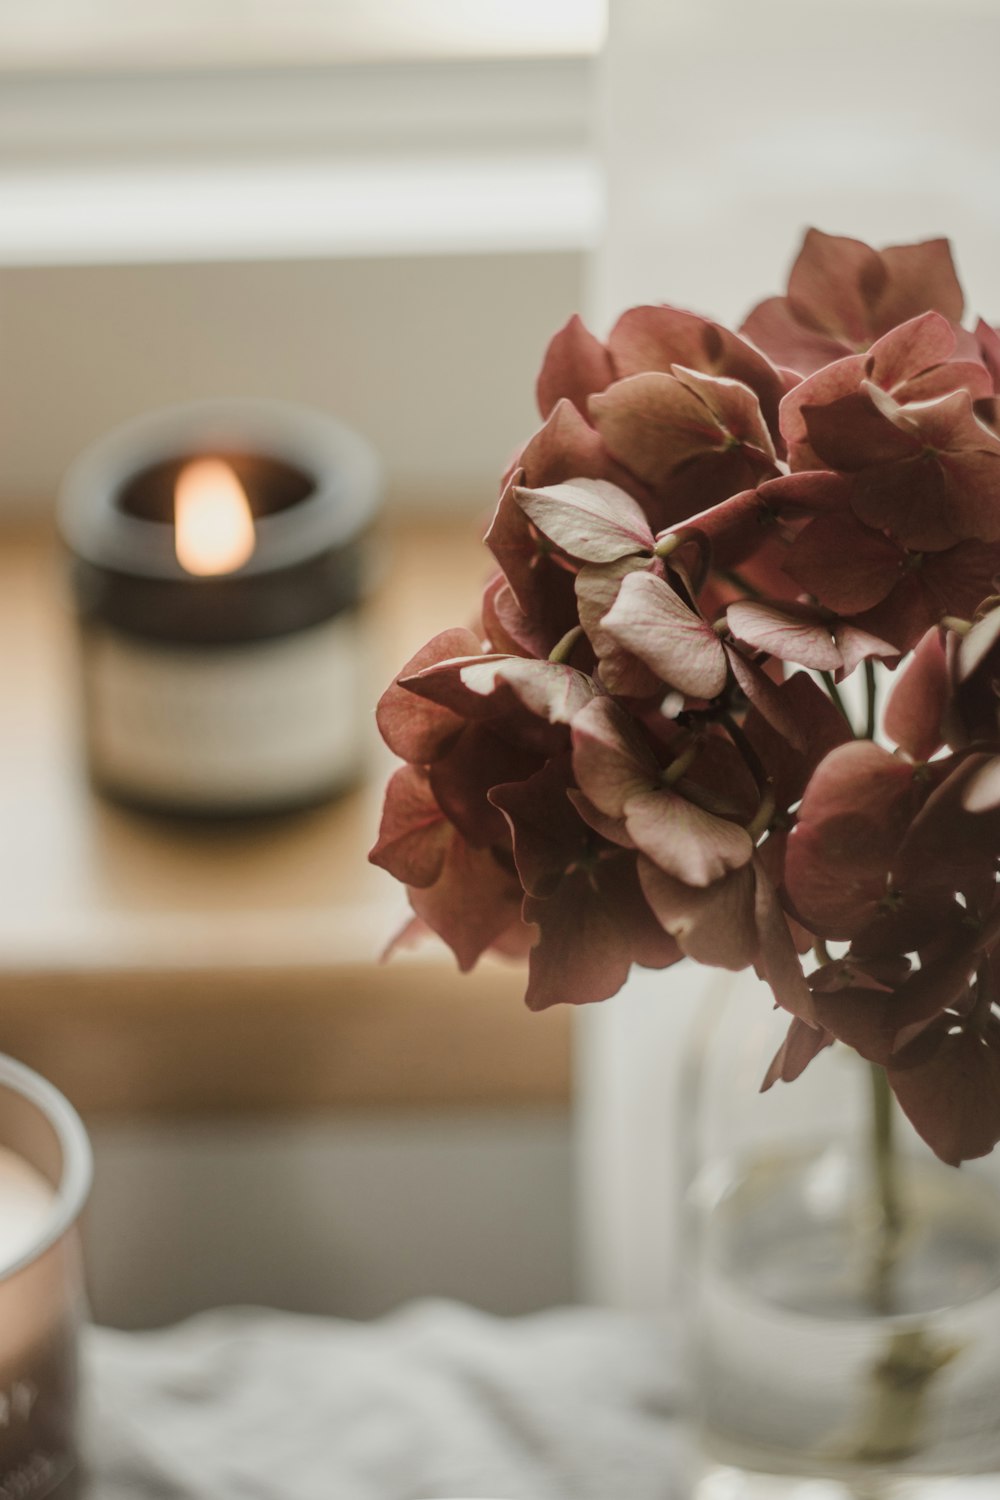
[[83, 1301, 684, 1500]]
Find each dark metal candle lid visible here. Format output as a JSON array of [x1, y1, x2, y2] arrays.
[[57, 398, 383, 644], [58, 398, 382, 582]]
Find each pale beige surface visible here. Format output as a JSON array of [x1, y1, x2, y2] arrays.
[[0, 520, 570, 1115]]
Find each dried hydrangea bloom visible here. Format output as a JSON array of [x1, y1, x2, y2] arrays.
[[371, 228, 1000, 1164]]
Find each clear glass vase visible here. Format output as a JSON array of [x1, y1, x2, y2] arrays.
[[679, 973, 1000, 1500]]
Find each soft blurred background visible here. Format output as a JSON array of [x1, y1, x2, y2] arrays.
[[0, 0, 601, 1332], [2, 0, 999, 1331]]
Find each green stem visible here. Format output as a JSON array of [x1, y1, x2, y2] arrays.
[[547, 625, 583, 664], [717, 567, 761, 598], [864, 658, 878, 741], [819, 670, 853, 730], [661, 738, 700, 786], [720, 710, 767, 791], [720, 711, 774, 840], [869, 1062, 903, 1313]]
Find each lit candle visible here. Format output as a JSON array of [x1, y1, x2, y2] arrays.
[[0, 1147, 55, 1268], [0, 1059, 91, 1500], [58, 399, 382, 817], [174, 458, 256, 577]]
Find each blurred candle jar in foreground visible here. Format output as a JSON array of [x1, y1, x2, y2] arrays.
[[58, 400, 382, 817], [0, 1057, 92, 1500]]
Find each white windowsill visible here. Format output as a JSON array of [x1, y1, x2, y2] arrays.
[[0, 151, 600, 268], [0, 56, 600, 268]]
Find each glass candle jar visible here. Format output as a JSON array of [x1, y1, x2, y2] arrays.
[[0, 1056, 92, 1500], [58, 398, 382, 818]]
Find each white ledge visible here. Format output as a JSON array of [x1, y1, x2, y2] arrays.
[[0, 151, 600, 268]]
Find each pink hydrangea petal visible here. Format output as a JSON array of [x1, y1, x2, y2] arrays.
[[608, 304, 786, 444], [376, 627, 481, 763], [536, 313, 614, 421], [802, 388, 922, 472], [590, 369, 778, 515], [724, 647, 806, 751], [743, 670, 853, 812], [507, 398, 650, 503], [571, 697, 660, 818], [369, 765, 450, 888], [409, 837, 526, 973], [784, 742, 923, 937], [524, 856, 680, 1010], [590, 370, 728, 477], [741, 295, 850, 376], [784, 511, 902, 614], [485, 479, 581, 632], [884, 628, 949, 760], [566, 788, 635, 849], [894, 756, 1000, 897], [975, 319, 1000, 392], [637, 857, 757, 968], [490, 758, 588, 898], [670, 366, 776, 460], [889, 1019, 1000, 1166], [787, 228, 886, 347], [660, 487, 771, 570], [623, 787, 753, 888], [833, 622, 898, 680], [429, 723, 539, 848], [896, 359, 994, 405], [762, 1016, 835, 1088], [753, 860, 816, 1020], [956, 601, 1000, 683], [515, 477, 655, 563], [727, 599, 843, 671], [780, 353, 867, 450], [757, 469, 856, 515], [868, 311, 957, 388], [603, 571, 728, 698], [847, 388, 1000, 550], [743, 234, 965, 377], [876, 238, 964, 330], [404, 654, 598, 727], [480, 573, 556, 659], [575, 557, 663, 698], [849, 573, 941, 655]]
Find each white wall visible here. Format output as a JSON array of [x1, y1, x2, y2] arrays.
[[85, 1111, 574, 1329], [0, 250, 583, 516], [592, 0, 1000, 337], [578, 0, 1000, 1313]]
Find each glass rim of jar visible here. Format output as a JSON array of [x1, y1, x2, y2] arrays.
[[0, 1054, 92, 1283]]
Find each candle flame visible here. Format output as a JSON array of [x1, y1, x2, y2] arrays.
[[174, 459, 256, 576]]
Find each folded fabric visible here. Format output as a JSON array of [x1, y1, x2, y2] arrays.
[[82, 1300, 682, 1500]]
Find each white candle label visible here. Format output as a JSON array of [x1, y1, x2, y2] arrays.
[[83, 612, 366, 809]]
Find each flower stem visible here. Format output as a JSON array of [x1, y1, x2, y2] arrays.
[[547, 625, 583, 664], [661, 738, 700, 786], [868, 1061, 903, 1313], [864, 658, 878, 741], [720, 710, 767, 790], [819, 670, 853, 729], [837, 1067, 962, 1463]]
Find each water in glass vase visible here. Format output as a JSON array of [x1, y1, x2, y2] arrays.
[[689, 1141, 1000, 1500]]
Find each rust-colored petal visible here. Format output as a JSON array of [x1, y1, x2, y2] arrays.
[[375, 627, 481, 763], [369, 765, 450, 888], [536, 313, 614, 421]]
